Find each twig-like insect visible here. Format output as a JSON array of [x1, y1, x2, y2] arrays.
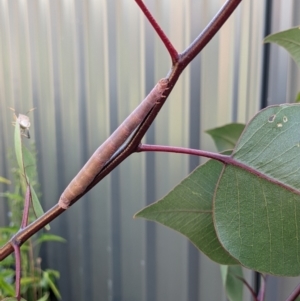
[[58, 78, 169, 209], [10, 107, 36, 139]]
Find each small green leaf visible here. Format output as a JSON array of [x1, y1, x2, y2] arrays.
[[0, 192, 24, 202], [220, 265, 243, 301], [35, 234, 66, 245], [295, 92, 300, 103], [37, 292, 50, 301], [0, 257, 15, 268], [20, 276, 40, 286], [1, 297, 26, 301], [30, 184, 50, 230], [44, 269, 60, 279], [0, 268, 14, 278], [135, 152, 238, 265], [22, 146, 36, 182], [0, 226, 19, 234], [43, 270, 61, 299], [0, 277, 15, 296], [206, 123, 245, 152], [265, 26, 300, 66], [0, 177, 11, 184]]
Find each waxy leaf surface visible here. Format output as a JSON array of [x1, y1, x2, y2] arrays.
[[214, 104, 300, 276], [135, 154, 238, 265]]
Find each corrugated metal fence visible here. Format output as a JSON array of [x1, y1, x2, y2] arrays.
[[0, 0, 299, 300]]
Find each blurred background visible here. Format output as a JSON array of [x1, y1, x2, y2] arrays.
[[0, 0, 299, 300]]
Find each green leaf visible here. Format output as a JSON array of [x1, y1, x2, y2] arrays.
[[37, 293, 50, 301], [20, 276, 40, 286], [0, 177, 11, 184], [296, 92, 300, 103], [220, 265, 243, 301], [0, 192, 24, 202], [206, 123, 245, 152], [44, 269, 60, 280], [264, 26, 300, 66], [14, 121, 24, 173], [0, 257, 15, 268], [43, 270, 61, 299], [0, 277, 15, 296], [214, 104, 300, 276], [22, 146, 36, 182], [35, 234, 66, 245], [30, 184, 50, 231], [0, 226, 19, 234], [1, 297, 26, 301], [135, 153, 238, 265]]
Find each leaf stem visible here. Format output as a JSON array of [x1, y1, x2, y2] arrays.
[[285, 283, 300, 301], [137, 143, 229, 163], [135, 0, 179, 64], [179, 0, 242, 68], [257, 274, 267, 301], [12, 243, 21, 301], [21, 185, 31, 228], [235, 276, 258, 301]]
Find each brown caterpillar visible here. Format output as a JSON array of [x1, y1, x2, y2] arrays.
[[58, 78, 169, 209]]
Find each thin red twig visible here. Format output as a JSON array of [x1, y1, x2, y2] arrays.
[[235, 276, 258, 301], [12, 243, 21, 301], [257, 274, 267, 301], [21, 185, 31, 228], [285, 283, 300, 301], [179, 0, 242, 69], [135, 0, 179, 64], [137, 144, 300, 198]]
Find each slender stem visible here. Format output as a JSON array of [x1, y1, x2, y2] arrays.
[[21, 185, 31, 228], [137, 143, 229, 163], [179, 0, 242, 70], [12, 243, 21, 301], [137, 143, 300, 197], [135, 0, 179, 64], [235, 276, 258, 301], [257, 275, 267, 301], [285, 283, 300, 301]]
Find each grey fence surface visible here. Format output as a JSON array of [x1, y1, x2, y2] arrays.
[[0, 0, 299, 300]]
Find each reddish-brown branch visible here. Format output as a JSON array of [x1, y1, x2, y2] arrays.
[[0, 0, 243, 260], [135, 0, 179, 64], [179, 0, 242, 70]]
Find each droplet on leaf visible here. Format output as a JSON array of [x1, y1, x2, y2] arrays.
[[277, 123, 283, 128], [283, 116, 288, 123]]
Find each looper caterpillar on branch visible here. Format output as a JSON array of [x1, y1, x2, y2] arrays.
[[58, 78, 169, 209]]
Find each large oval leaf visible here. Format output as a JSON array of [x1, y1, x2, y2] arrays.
[[214, 104, 300, 276], [135, 155, 238, 265]]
